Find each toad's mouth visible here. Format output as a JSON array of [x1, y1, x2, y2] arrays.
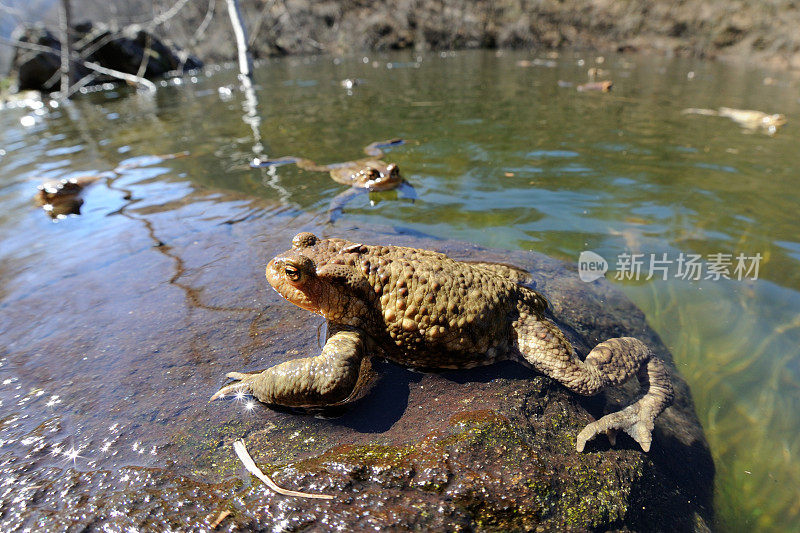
[[365, 173, 401, 191]]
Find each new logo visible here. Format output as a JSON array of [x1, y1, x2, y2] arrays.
[[578, 251, 608, 282]]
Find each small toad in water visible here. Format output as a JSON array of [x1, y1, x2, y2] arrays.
[[252, 139, 409, 191], [33, 152, 190, 219], [577, 80, 613, 92], [213, 233, 674, 452], [682, 107, 787, 135], [250, 140, 416, 221], [35, 174, 105, 218]]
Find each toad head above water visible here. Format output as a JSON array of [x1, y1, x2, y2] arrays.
[[249, 140, 416, 222], [213, 233, 674, 452], [250, 139, 409, 192], [328, 160, 401, 191]]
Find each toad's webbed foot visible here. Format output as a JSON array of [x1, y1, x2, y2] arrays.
[[572, 341, 673, 452], [211, 328, 372, 407], [397, 181, 417, 201], [325, 181, 418, 224], [210, 371, 263, 401], [514, 314, 674, 452], [251, 156, 332, 172], [575, 387, 660, 452]]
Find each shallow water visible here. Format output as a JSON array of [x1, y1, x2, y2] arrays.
[[1, 49, 799, 530]]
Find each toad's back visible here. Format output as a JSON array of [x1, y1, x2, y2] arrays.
[[299, 239, 547, 368]]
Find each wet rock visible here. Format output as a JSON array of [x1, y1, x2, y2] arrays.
[[0, 193, 713, 531], [209, 230, 714, 531]]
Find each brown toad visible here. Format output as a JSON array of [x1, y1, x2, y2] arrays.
[[250, 140, 416, 221], [34, 174, 105, 219], [251, 139, 410, 191], [213, 233, 674, 452]]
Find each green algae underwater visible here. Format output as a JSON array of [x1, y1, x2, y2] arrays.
[[1, 49, 799, 530]]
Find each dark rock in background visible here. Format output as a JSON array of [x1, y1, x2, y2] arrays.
[[73, 21, 202, 79], [9, 20, 202, 92], [10, 24, 65, 91]]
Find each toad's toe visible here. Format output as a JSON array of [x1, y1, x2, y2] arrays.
[[210, 372, 258, 401], [576, 405, 655, 453]]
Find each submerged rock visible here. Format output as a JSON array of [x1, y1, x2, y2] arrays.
[[0, 193, 713, 530]]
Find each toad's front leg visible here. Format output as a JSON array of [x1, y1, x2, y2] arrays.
[[211, 327, 371, 407]]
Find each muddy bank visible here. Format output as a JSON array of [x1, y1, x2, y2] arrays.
[[186, 0, 800, 70], [0, 167, 713, 530], [7, 0, 799, 93]]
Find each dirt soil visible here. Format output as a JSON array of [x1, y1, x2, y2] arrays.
[[196, 0, 800, 70]]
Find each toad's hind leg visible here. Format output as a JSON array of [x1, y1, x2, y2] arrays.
[[211, 328, 372, 407], [363, 138, 405, 157], [512, 314, 674, 452]]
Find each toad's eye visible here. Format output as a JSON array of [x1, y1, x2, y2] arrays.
[[284, 265, 301, 281]]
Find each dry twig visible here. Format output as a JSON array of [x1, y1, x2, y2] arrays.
[[209, 509, 231, 529], [225, 0, 254, 79], [233, 440, 333, 500]]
